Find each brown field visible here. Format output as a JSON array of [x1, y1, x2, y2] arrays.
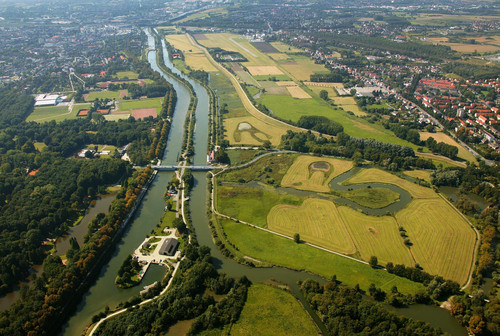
[[131, 108, 157, 120], [286, 86, 311, 99], [268, 53, 292, 61], [344, 168, 439, 199], [447, 43, 499, 53], [276, 81, 298, 86], [247, 66, 283, 76], [404, 170, 432, 182], [281, 155, 354, 192], [395, 198, 476, 285], [419, 131, 477, 162], [428, 37, 449, 43], [475, 35, 500, 46], [266, 87, 289, 95], [338, 207, 415, 266], [268, 198, 357, 254], [224, 116, 287, 145]]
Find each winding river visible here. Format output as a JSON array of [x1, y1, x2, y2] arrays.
[[61, 30, 466, 336]]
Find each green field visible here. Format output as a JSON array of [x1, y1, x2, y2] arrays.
[[227, 283, 319, 336], [253, 74, 292, 81], [115, 71, 139, 79], [118, 97, 163, 112], [221, 153, 295, 184], [220, 218, 424, 294], [257, 94, 417, 147], [85, 90, 122, 101], [26, 105, 75, 122], [281, 155, 354, 192], [217, 184, 304, 227], [211, 72, 247, 118], [268, 198, 356, 254]]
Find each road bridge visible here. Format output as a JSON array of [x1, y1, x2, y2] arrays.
[[152, 165, 218, 171]]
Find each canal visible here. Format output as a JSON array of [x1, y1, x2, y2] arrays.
[[62, 29, 467, 336]]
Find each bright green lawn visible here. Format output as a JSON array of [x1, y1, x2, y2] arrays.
[[119, 97, 163, 111], [85, 90, 122, 101], [221, 218, 424, 294], [153, 207, 178, 236], [210, 72, 247, 118], [257, 94, 417, 147], [115, 71, 139, 79], [228, 283, 318, 336], [26, 105, 75, 122]]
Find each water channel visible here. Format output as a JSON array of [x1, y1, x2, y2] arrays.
[[61, 29, 466, 336]]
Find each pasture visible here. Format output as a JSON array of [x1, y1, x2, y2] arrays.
[[338, 207, 414, 266], [419, 131, 477, 162], [220, 218, 424, 293], [395, 198, 476, 285], [268, 198, 357, 254], [344, 168, 439, 199], [227, 283, 319, 336], [281, 155, 354, 192]]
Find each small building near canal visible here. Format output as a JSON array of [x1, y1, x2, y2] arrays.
[[158, 238, 179, 256]]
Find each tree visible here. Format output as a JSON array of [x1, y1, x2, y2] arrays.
[[319, 89, 329, 100], [369, 256, 378, 268], [350, 88, 357, 96], [293, 233, 300, 243]]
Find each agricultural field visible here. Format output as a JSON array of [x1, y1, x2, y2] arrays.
[[174, 7, 228, 24], [281, 155, 354, 192], [278, 55, 330, 81], [419, 131, 477, 163], [26, 105, 75, 122], [220, 218, 424, 294], [166, 34, 217, 72], [268, 198, 356, 254], [338, 207, 414, 266], [224, 117, 285, 145], [410, 14, 499, 26], [247, 66, 283, 76], [104, 114, 130, 121], [286, 86, 311, 99], [269, 41, 303, 53], [226, 283, 319, 336], [344, 168, 439, 199], [307, 85, 367, 116], [404, 170, 432, 182], [395, 198, 476, 285]]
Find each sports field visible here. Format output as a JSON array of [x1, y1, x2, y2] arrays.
[[85, 90, 122, 102], [118, 97, 163, 113], [281, 155, 353, 192], [338, 206, 414, 266], [395, 198, 476, 284], [344, 168, 439, 199], [26, 104, 84, 123], [115, 71, 139, 79], [268, 198, 357, 254], [228, 283, 319, 336], [419, 131, 477, 162]]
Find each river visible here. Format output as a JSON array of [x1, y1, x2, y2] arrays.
[[61, 29, 466, 336]]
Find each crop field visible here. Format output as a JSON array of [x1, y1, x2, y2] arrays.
[[84, 90, 122, 101], [270, 41, 303, 53], [251, 42, 280, 53], [228, 283, 319, 336], [404, 170, 432, 182], [253, 74, 292, 81], [268, 198, 357, 254], [268, 53, 292, 61], [224, 116, 286, 145], [174, 7, 227, 24], [419, 131, 477, 162], [395, 198, 476, 284], [220, 218, 424, 293], [166, 34, 217, 72], [304, 81, 345, 88], [411, 14, 499, 26], [210, 72, 247, 118], [344, 168, 439, 199], [338, 207, 414, 266], [281, 155, 354, 192], [286, 86, 311, 98], [265, 87, 289, 95], [275, 81, 297, 86], [307, 85, 366, 116], [247, 65, 283, 76], [279, 55, 330, 81], [216, 184, 304, 227], [26, 105, 75, 122]]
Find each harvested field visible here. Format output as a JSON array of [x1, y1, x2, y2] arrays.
[[268, 53, 291, 61], [268, 198, 357, 254], [338, 206, 414, 266], [404, 170, 432, 182], [396, 198, 476, 285], [131, 108, 157, 120], [304, 81, 345, 88], [344, 168, 439, 199], [224, 116, 287, 145], [286, 86, 311, 98], [270, 42, 303, 53], [193, 33, 207, 40], [280, 56, 329, 81], [247, 66, 283, 76], [447, 43, 499, 53], [281, 155, 354, 192], [276, 81, 297, 86], [166, 34, 217, 72], [419, 131, 476, 162], [251, 41, 279, 53]]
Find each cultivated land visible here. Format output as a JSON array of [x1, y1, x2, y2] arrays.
[[165, 34, 217, 72], [220, 218, 424, 294], [225, 283, 319, 336], [396, 198, 476, 285], [338, 206, 414, 266], [419, 131, 477, 163], [307, 85, 367, 116], [281, 155, 354, 192], [268, 198, 357, 254], [404, 170, 432, 182]]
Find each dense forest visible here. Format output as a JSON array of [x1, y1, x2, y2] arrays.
[[0, 89, 34, 128]]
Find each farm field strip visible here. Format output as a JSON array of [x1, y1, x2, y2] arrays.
[[338, 207, 414, 266], [403, 170, 432, 182], [395, 199, 476, 285], [344, 168, 439, 199], [267, 198, 357, 255], [281, 155, 354, 192], [166, 34, 217, 72]]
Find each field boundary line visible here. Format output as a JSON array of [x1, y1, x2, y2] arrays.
[[438, 193, 480, 290]]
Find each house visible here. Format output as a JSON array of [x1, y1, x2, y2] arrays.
[[158, 238, 179, 256]]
